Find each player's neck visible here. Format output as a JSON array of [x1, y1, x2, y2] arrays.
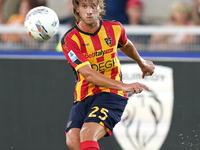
[[78, 20, 100, 33]]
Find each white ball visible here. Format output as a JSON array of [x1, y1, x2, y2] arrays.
[[24, 6, 59, 41]]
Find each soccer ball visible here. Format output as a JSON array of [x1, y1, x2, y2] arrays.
[[24, 6, 59, 41]]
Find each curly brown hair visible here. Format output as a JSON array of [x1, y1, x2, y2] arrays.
[[72, 0, 105, 21]]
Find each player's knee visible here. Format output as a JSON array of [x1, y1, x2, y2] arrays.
[[80, 123, 106, 141], [66, 134, 80, 149], [66, 128, 81, 149], [80, 126, 96, 141], [66, 138, 70, 147], [66, 138, 78, 149]]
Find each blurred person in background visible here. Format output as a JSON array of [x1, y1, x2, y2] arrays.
[[37, 0, 47, 6], [0, 0, 22, 23], [0, 0, 6, 23], [125, 0, 150, 51], [150, 1, 197, 51], [59, 0, 76, 26], [104, 0, 128, 24], [1, 0, 45, 43], [126, 0, 145, 25], [0, 0, 46, 23], [191, 0, 200, 25]]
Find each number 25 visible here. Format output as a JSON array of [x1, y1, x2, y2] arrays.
[[88, 106, 108, 121]]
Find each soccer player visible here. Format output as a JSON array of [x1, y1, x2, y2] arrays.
[[61, 0, 155, 149]]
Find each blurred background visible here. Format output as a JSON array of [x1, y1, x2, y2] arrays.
[[1, 0, 200, 150], [1, 0, 200, 52]]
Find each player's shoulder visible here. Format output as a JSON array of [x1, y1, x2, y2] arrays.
[[61, 25, 77, 45], [62, 25, 77, 39], [102, 19, 123, 26]]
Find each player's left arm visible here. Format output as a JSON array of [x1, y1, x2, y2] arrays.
[[120, 39, 155, 78]]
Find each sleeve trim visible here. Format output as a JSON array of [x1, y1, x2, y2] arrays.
[[122, 40, 128, 47], [75, 61, 90, 71], [118, 40, 128, 48]]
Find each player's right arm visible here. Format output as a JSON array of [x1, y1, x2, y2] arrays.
[[78, 64, 150, 94], [61, 35, 149, 94]]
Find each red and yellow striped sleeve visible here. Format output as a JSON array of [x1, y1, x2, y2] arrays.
[[61, 33, 90, 71]]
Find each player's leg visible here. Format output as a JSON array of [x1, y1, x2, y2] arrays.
[[79, 92, 128, 150], [80, 122, 106, 150], [66, 128, 81, 150], [65, 100, 89, 150], [80, 122, 106, 141]]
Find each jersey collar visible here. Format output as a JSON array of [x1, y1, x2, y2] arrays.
[[75, 21, 102, 36]]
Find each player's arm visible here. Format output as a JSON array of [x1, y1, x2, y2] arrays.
[[120, 39, 155, 78], [78, 64, 150, 94]]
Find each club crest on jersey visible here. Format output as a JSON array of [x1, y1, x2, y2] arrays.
[[68, 50, 78, 62], [104, 37, 112, 47]]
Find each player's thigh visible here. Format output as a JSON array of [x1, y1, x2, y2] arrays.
[[84, 92, 128, 136], [65, 101, 88, 133], [80, 122, 107, 142]]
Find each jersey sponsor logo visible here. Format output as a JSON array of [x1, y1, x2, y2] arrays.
[[104, 37, 112, 46], [91, 57, 118, 72], [68, 50, 78, 62], [84, 48, 113, 58], [113, 64, 174, 150]]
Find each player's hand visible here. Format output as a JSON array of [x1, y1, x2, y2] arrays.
[[122, 82, 150, 94], [140, 60, 155, 78]]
